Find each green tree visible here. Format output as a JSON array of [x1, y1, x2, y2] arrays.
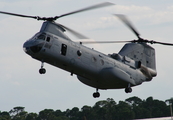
[[125, 96, 142, 107], [25, 113, 38, 120], [0, 111, 11, 120], [92, 100, 108, 120], [38, 109, 56, 120], [1, 96, 172, 120], [104, 98, 117, 120], [141, 97, 170, 118], [116, 101, 135, 120], [65, 107, 80, 120], [92, 98, 117, 120], [165, 98, 173, 117], [142, 96, 153, 118], [9, 107, 27, 120], [125, 96, 149, 119], [9, 107, 25, 116], [152, 99, 169, 117], [81, 105, 93, 120]]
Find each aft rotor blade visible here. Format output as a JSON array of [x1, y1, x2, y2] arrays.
[[152, 41, 173, 46], [80, 40, 173, 46], [78, 40, 132, 44], [114, 14, 140, 39], [57, 23, 89, 39], [0, 11, 38, 19], [56, 2, 114, 19]]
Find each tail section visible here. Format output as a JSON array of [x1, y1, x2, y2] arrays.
[[118, 43, 157, 78]]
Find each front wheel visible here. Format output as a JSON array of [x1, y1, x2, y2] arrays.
[[39, 68, 46, 74]]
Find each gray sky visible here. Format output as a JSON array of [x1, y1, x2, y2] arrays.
[[0, 0, 173, 113]]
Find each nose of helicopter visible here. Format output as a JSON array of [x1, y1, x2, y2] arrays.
[[23, 40, 44, 54], [23, 40, 32, 54], [23, 41, 30, 54]]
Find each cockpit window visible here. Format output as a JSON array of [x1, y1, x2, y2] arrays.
[[37, 33, 46, 40], [28, 32, 47, 42]]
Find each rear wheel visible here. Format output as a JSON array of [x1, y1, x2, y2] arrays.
[[93, 92, 100, 98], [125, 87, 132, 93]]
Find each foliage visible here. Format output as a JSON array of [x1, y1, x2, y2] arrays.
[[0, 96, 172, 120]]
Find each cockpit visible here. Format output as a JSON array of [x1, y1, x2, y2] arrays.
[[23, 32, 50, 54], [23, 21, 71, 57]]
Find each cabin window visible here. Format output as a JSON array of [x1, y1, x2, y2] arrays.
[[61, 44, 67, 56], [46, 37, 50, 42]]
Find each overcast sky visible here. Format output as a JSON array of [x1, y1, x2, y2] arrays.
[[0, 0, 173, 113]]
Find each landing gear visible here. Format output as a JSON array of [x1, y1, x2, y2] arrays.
[[93, 88, 100, 98], [39, 68, 46, 74], [125, 83, 132, 93], [39, 61, 46, 74], [125, 87, 132, 93], [93, 92, 100, 98]]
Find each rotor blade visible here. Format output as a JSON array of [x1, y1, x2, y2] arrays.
[[152, 41, 173, 46], [57, 23, 89, 39], [77, 40, 132, 44], [56, 2, 114, 19], [79, 39, 173, 46], [0, 2, 114, 21], [114, 14, 140, 39], [0, 11, 38, 19]]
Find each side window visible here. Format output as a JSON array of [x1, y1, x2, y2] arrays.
[[37, 33, 46, 40], [46, 37, 50, 42], [61, 44, 67, 56]]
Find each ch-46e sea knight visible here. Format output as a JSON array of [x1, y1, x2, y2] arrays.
[[1, 2, 173, 98]]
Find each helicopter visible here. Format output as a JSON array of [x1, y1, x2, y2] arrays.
[[1, 2, 173, 98]]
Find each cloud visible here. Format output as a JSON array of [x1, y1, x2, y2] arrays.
[[99, 4, 173, 26], [114, 5, 153, 14]]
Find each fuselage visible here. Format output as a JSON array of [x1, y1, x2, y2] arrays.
[[23, 21, 157, 90]]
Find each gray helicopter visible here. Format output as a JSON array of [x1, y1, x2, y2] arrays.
[[1, 2, 172, 98]]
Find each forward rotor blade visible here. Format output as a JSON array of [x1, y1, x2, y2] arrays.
[[57, 23, 89, 39], [114, 14, 140, 39], [56, 2, 114, 19], [0, 11, 38, 19], [0, 2, 114, 21]]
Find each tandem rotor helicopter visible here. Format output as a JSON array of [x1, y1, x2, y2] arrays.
[[1, 2, 173, 98]]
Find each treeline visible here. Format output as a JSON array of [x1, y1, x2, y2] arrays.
[[0, 96, 173, 120]]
